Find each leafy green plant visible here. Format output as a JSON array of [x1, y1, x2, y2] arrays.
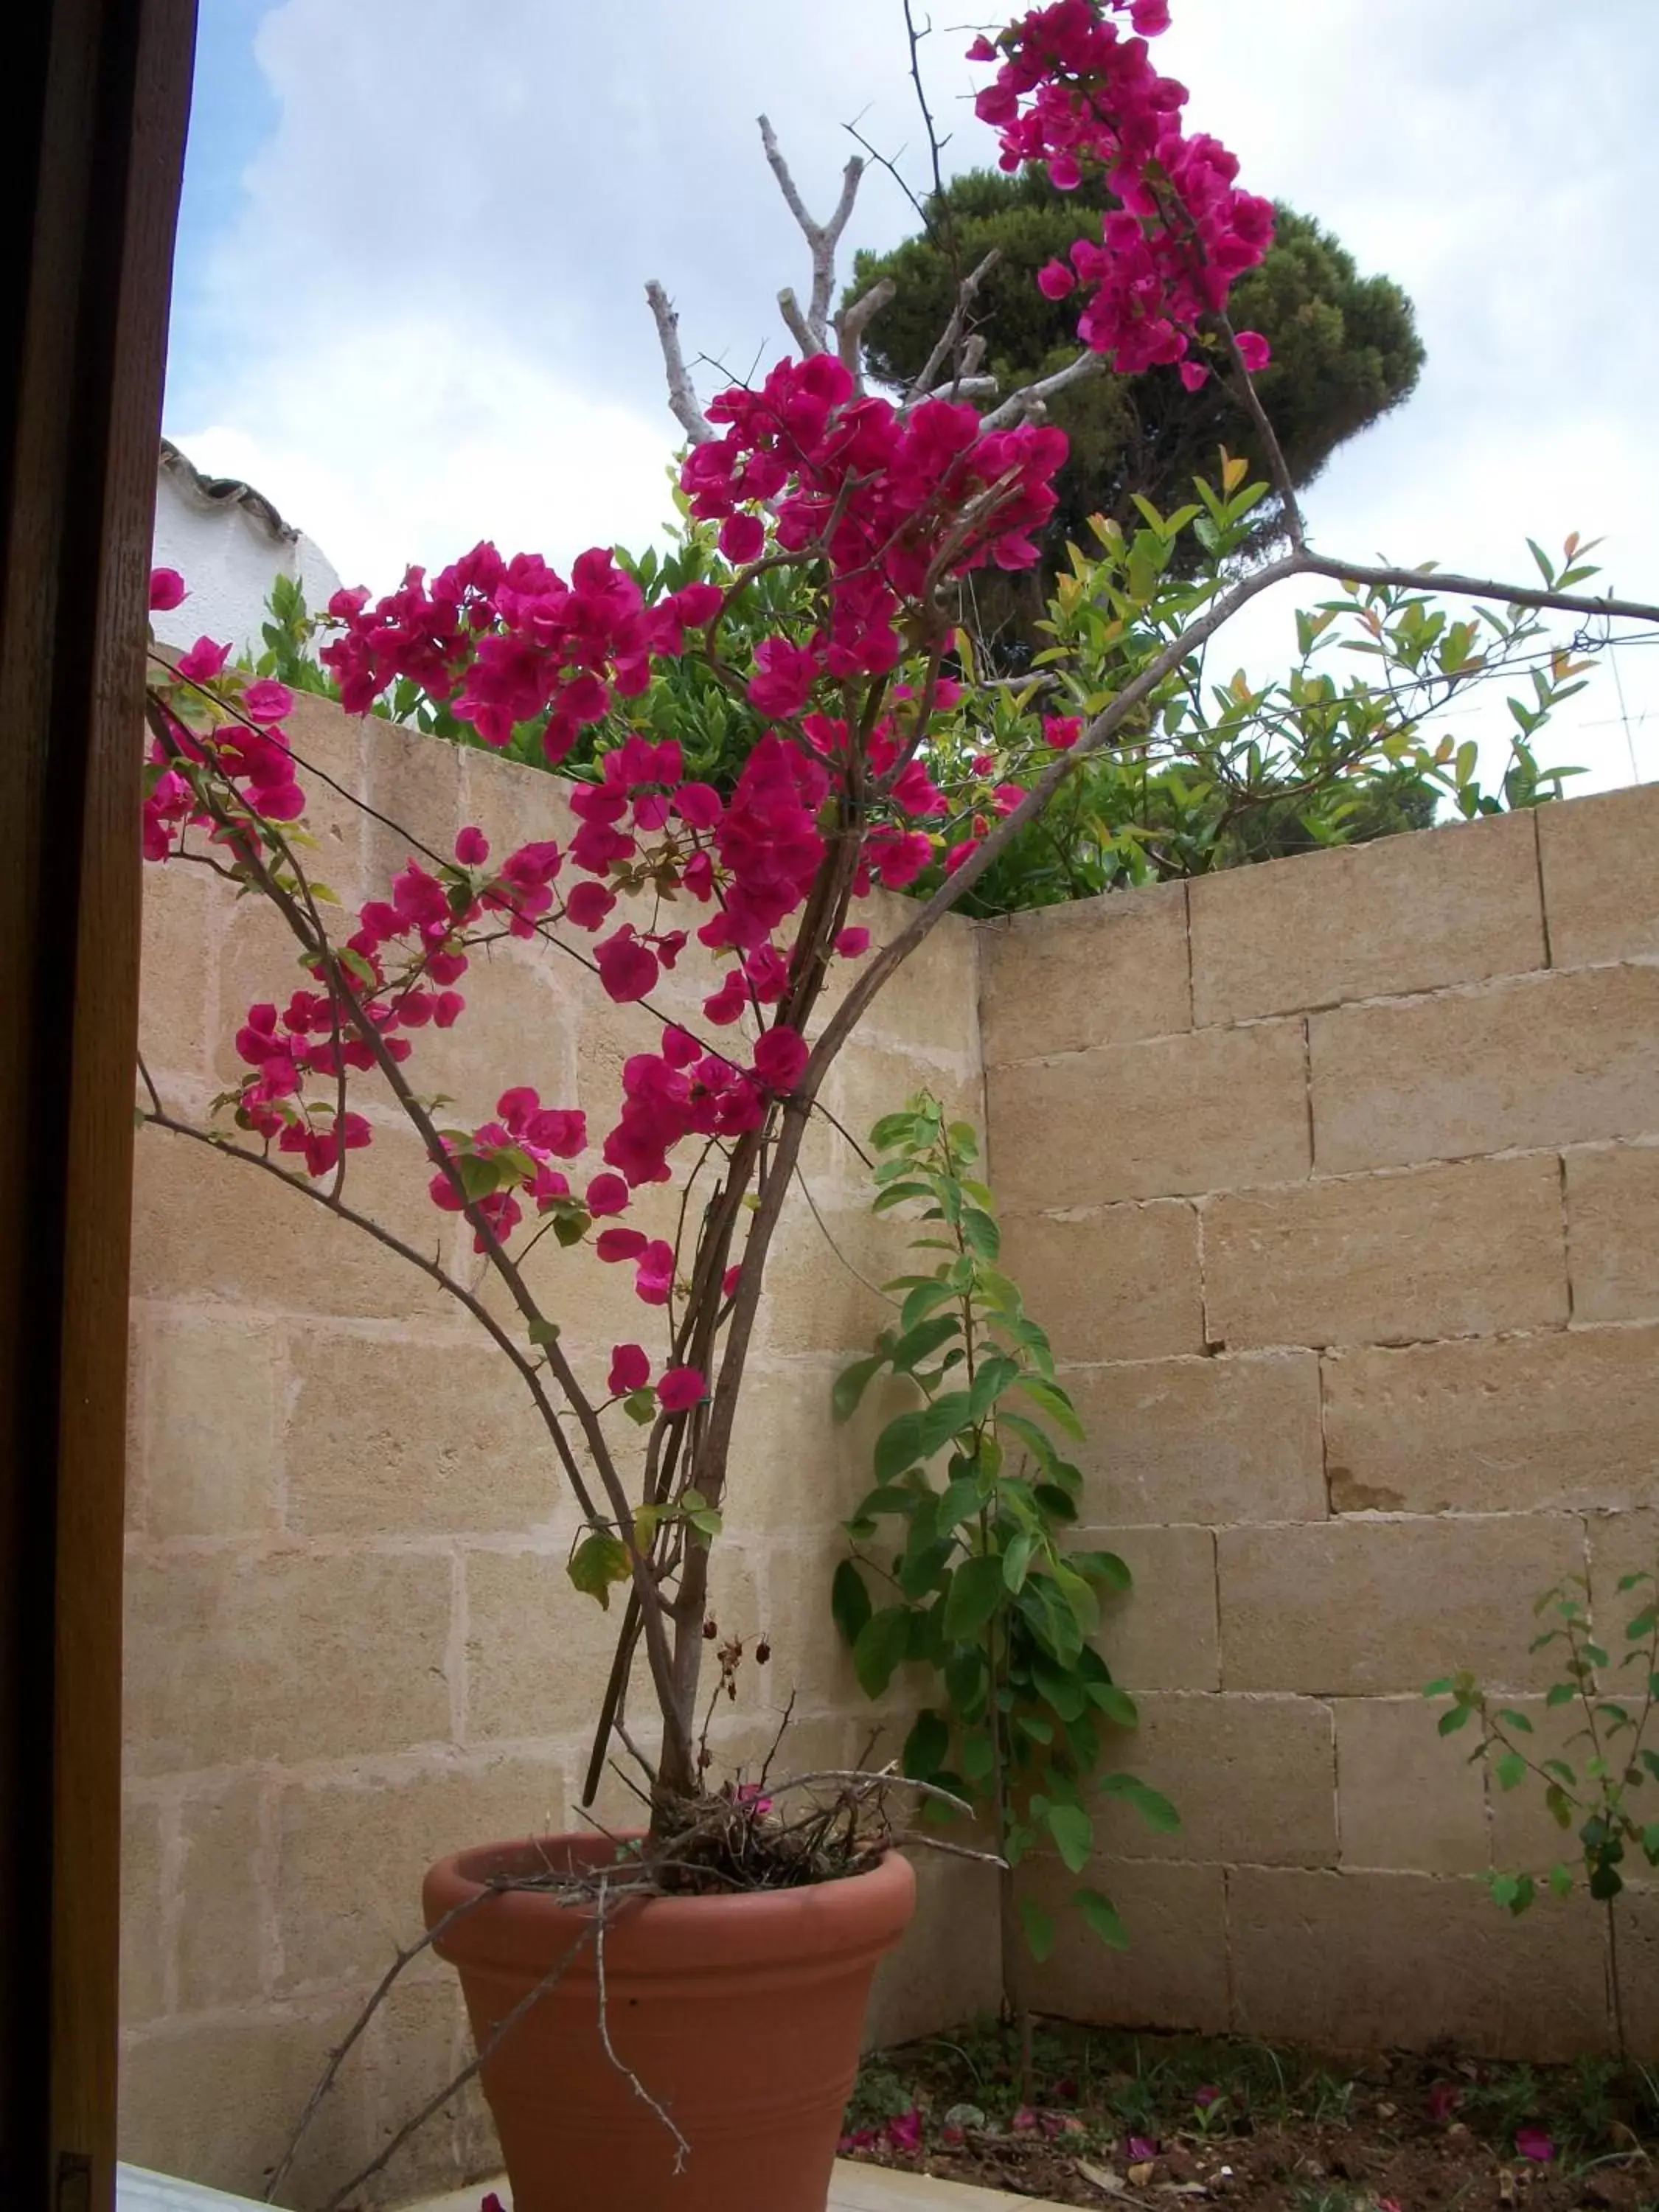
[[919, 482, 1591, 918], [830, 1095, 1176, 2020], [1427, 1556, 1659, 2062]]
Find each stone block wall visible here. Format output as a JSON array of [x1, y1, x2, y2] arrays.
[[120, 698, 995, 2202], [983, 792, 1659, 2059]]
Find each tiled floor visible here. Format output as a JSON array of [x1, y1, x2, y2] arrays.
[[115, 2155, 1060, 2212], [400, 2166, 1051, 2211]]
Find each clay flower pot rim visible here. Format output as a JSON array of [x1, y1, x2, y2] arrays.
[[425, 1829, 915, 1978]]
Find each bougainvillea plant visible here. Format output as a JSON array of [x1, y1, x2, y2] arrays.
[[139, 0, 1659, 1858]]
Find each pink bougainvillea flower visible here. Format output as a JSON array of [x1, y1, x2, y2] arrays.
[[176, 635, 233, 684], [596, 1228, 647, 1265], [608, 1343, 651, 1396], [752, 1023, 808, 1093], [1043, 713, 1083, 750], [1516, 2126, 1555, 2163], [1235, 330, 1272, 373], [722, 1264, 741, 1300], [658, 1366, 707, 1412], [1194, 2085, 1222, 2108], [563, 881, 616, 931], [455, 824, 490, 865], [481, 2195, 507, 2212], [1037, 258, 1078, 299], [886, 2108, 923, 2155], [634, 1239, 675, 1305], [1127, 2136, 1159, 2162], [240, 678, 295, 726], [838, 2128, 878, 2154], [595, 925, 659, 1004], [585, 1172, 630, 1217], [835, 925, 870, 959], [148, 566, 187, 611]]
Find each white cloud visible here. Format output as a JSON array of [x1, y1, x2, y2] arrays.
[[166, 0, 1659, 785]]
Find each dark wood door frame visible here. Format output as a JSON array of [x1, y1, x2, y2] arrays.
[[0, 3, 196, 2206]]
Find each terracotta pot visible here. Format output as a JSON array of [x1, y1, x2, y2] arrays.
[[422, 1830, 914, 2212]]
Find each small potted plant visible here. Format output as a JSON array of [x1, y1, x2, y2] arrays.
[[136, 5, 1655, 2206]]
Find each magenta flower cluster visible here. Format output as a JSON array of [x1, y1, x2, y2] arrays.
[[970, 0, 1275, 383]]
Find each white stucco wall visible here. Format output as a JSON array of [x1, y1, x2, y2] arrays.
[[150, 444, 341, 658]]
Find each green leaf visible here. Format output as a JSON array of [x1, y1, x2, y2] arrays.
[[1100, 1773, 1180, 1834], [1074, 1885, 1130, 1950], [872, 1180, 936, 1214], [527, 1316, 560, 1345], [874, 1413, 925, 1484], [832, 1559, 873, 1647], [960, 1729, 995, 1784], [935, 1475, 985, 1537], [917, 1392, 975, 1455], [552, 1209, 591, 1248], [903, 1709, 950, 1780], [853, 1607, 914, 1698], [1496, 1751, 1526, 1792], [1047, 1801, 1094, 1874], [969, 1354, 1022, 1423], [1003, 1532, 1036, 1594], [567, 1533, 630, 1610], [622, 1388, 657, 1426], [869, 1111, 922, 1150], [1439, 1705, 1475, 1736], [832, 1355, 886, 1424], [1015, 1375, 1085, 1440], [1071, 1548, 1133, 1594], [1018, 1897, 1055, 1963], [1088, 1682, 1139, 1728], [899, 1279, 956, 1332], [961, 1208, 1001, 1262], [852, 1484, 920, 1523], [888, 1315, 961, 1375], [943, 1554, 1006, 1644]]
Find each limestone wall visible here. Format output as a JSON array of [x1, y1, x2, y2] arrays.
[[119, 697, 995, 2202], [982, 791, 1659, 2059]]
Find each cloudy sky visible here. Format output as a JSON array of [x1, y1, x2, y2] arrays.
[[165, 0, 1659, 790]]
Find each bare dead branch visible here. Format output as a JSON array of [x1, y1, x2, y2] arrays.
[[905, 248, 1000, 406], [596, 1874, 692, 2170], [758, 114, 864, 348], [980, 347, 1108, 429], [317, 1918, 599, 2212], [777, 285, 821, 357], [836, 277, 897, 379], [262, 1881, 512, 2202], [645, 279, 715, 445]]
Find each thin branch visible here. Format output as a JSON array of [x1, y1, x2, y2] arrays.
[[644, 280, 715, 446], [836, 276, 897, 378], [594, 1874, 692, 2169], [792, 1163, 900, 1306], [136, 1102, 607, 1533], [979, 347, 1107, 429], [777, 286, 821, 358], [317, 1919, 599, 2212], [263, 1881, 510, 2202], [801, 552, 1659, 1093], [758, 115, 863, 349], [905, 250, 999, 407], [1217, 312, 1305, 551]]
